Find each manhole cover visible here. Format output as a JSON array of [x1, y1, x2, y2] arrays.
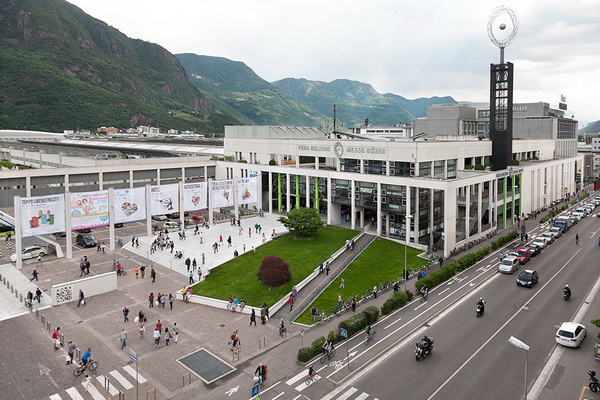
[[176, 348, 236, 384]]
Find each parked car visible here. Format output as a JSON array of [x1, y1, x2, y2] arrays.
[[532, 237, 548, 249], [516, 269, 539, 288], [151, 215, 168, 221], [540, 231, 555, 244], [166, 212, 189, 219], [555, 322, 586, 348], [10, 245, 47, 262], [162, 221, 180, 230], [76, 233, 98, 248], [191, 215, 205, 224], [74, 228, 92, 233], [548, 227, 563, 238], [114, 223, 124, 228], [0, 224, 14, 233], [524, 243, 541, 257], [515, 247, 531, 264], [499, 256, 519, 274]]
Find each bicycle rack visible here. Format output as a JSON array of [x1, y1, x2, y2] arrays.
[[258, 337, 266, 349], [147, 388, 157, 400], [182, 372, 192, 387]]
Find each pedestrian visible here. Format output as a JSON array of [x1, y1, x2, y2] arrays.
[[325, 262, 330, 276], [291, 285, 298, 301], [169, 294, 174, 310], [498, 252, 504, 261], [35, 287, 42, 303], [116, 261, 122, 275], [138, 320, 145, 338], [185, 257, 191, 272], [227, 236, 232, 247], [97, 242, 101, 252], [192, 258, 197, 271], [26, 290, 33, 308], [250, 309, 257, 326], [148, 292, 154, 308], [260, 306, 267, 325], [248, 227, 252, 237], [79, 261, 86, 277], [351, 240, 355, 250], [189, 271, 195, 285], [319, 261, 323, 273], [36, 253, 43, 267], [165, 327, 171, 346], [160, 293, 167, 309], [173, 322, 179, 343], [66, 340, 76, 364], [156, 319, 163, 333], [134, 267, 139, 279], [120, 328, 127, 349], [52, 327, 61, 350], [77, 289, 86, 307], [135, 238, 139, 248], [311, 306, 318, 323], [340, 278, 345, 289], [198, 269, 202, 282], [84, 258, 90, 275], [373, 284, 378, 299], [30, 268, 39, 282], [351, 297, 357, 312], [219, 234, 223, 244], [393, 281, 399, 292], [153, 327, 161, 347], [576, 233, 579, 245], [150, 267, 156, 283], [140, 265, 146, 279], [123, 306, 129, 322], [337, 294, 343, 310], [82, 374, 91, 392], [202, 252, 205, 265], [279, 318, 286, 337], [239, 227, 243, 236], [287, 294, 294, 311], [199, 231, 203, 244], [439, 257, 444, 267], [101, 242, 106, 253]]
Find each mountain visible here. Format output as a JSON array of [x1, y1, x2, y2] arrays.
[[0, 0, 238, 133], [581, 120, 600, 133], [176, 54, 328, 127], [272, 78, 456, 128]]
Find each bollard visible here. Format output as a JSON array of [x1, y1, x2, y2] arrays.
[[147, 388, 157, 400], [11, 284, 14, 293], [118, 390, 125, 400], [75, 348, 81, 361], [232, 349, 240, 363], [60, 333, 65, 347], [19, 293, 23, 302], [41, 315, 45, 326], [46, 321, 50, 332], [182, 372, 191, 387], [104, 377, 111, 391], [15, 289, 19, 299], [258, 337, 266, 349], [35, 309, 39, 318]]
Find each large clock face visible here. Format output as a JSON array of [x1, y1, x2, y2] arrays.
[[334, 142, 344, 158]]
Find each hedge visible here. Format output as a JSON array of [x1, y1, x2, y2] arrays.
[[490, 230, 518, 250], [381, 291, 409, 315], [296, 330, 344, 363], [338, 306, 380, 338]]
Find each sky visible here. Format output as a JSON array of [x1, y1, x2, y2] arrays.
[[67, 0, 600, 125]]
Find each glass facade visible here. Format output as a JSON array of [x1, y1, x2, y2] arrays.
[[340, 159, 360, 173], [363, 160, 386, 175], [389, 161, 412, 177], [419, 161, 431, 177]]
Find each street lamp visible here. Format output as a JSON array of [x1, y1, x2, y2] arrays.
[[508, 336, 529, 400], [404, 215, 413, 292]]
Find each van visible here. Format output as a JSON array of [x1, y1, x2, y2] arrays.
[[553, 217, 571, 232], [499, 256, 519, 274], [571, 208, 585, 221], [162, 221, 180, 230]]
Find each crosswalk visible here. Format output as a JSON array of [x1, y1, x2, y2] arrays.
[[334, 387, 379, 400], [48, 365, 147, 400]]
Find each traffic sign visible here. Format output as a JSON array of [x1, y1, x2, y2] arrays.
[[251, 384, 260, 397], [339, 328, 347, 338], [129, 350, 137, 363]]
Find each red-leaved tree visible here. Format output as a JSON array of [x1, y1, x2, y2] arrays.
[[257, 255, 292, 287]]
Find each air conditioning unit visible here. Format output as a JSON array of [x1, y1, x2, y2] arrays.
[[382, 197, 387, 204], [390, 168, 395, 175], [381, 189, 387, 196]]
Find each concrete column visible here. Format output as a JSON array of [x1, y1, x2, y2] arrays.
[[26, 176, 31, 197], [64, 173, 69, 193], [326, 176, 332, 225], [295, 155, 300, 167], [129, 170, 134, 188], [65, 192, 73, 260], [157, 168, 161, 185], [146, 185, 152, 237], [315, 156, 320, 170], [14, 196, 22, 270], [286, 173, 291, 212], [305, 175, 310, 208], [108, 187, 115, 251], [405, 185, 411, 243], [233, 178, 239, 221], [268, 172, 273, 214], [351, 180, 356, 230], [98, 172, 104, 191], [443, 187, 456, 258], [477, 182, 483, 234], [204, 166, 208, 180], [208, 179, 214, 224], [414, 187, 420, 244], [257, 173, 263, 215], [429, 188, 434, 247], [376, 182, 382, 236], [465, 185, 471, 239]]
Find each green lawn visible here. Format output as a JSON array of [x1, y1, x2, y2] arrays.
[[295, 237, 424, 325], [190, 226, 357, 307]]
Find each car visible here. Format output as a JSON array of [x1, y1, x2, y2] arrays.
[[151, 215, 168, 221], [76, 233, 98, 248], [10, 245, 47, 262], [499, 255, 519, 274], [515, 247, 531, 264], [74, 228, 92, 233], [166, 211, 189, 219], [540, 232, 555, 244], [524, 243, 541, 257], [516, 269, 539, 288], [555, 322, 587, 348], [162, 221, 180, 230], [572, 208, 586, 220], [0, 224, 14, 233], [114, 223, 124, 228], [532, 237, 548, 249], [548, 227, 563, 238], [191, 215, 205, 223]]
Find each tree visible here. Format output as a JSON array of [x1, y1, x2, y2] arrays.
[[257, 256, 292, 287], [278, 208, 323, 237]]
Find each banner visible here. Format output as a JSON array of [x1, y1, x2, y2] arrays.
[[113, 187, 146, 223], [151, 184, 179, 215], [211, 179, 234, 208], [70, 191, 109, 229], [20, 194, 66, 237], [237, 177, 258, 205], [183, 182, 208, 211]]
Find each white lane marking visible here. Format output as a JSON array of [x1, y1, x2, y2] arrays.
[[355, 392, 370, 400], [293, 395, 303, 400], [109, 370, 134, 390], [95, 376, 119, 396], [49, 395, 62, 400], [336, 387, 358, 400], [437, 288, 450, 295], [427, 249, 582, 399], [65, 387, 84, 400], [529, 272, 600, 399], [286, 364, 327, 386], [85, 383, 106, 400], [270, 392, 285, 400], [295, 374, 320, 392], [383, 317, 402, 329], [123, 365, 147, 383], [258, 380, 280, 394]]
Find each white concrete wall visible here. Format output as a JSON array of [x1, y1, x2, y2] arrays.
[[51, 271, 117, 306]]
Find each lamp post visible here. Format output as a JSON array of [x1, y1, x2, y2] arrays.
[[404, 215, 413, 292], [508, 336, 529, 400]]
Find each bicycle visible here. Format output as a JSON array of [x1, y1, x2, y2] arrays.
[[319, 347, 336, 364], [419, 292, 428, 304], [314, 311, 327, 325], [305, 372, 320, 386], [364, 330, 377, 345], [73, 359, 98, 377], [117, 269, 128, 276]]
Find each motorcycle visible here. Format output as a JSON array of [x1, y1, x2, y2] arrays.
[[415, 338, 434, 361], [476, 303, 484, 317], [563, 288, 571, 301], [589, 370, 599, 393]]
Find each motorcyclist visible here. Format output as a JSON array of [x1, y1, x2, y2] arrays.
[[422, 335, 433, 352], [563, 284, 571, 298], [477, 297, 486, 313]]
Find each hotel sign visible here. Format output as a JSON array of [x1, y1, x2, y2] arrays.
[[297, 142, 386, 158]]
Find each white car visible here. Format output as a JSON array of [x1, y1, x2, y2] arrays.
[[540, 232, 555, 244], [499, 255, 519, 274], [151, 215, 168, 221], [532, 237, 548, 249], [10, 245, 46, 262], [549, 227, 563, 238], [555, 322, 586, 348]]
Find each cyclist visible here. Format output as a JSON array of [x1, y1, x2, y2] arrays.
[[420, 284, 428, 301], [81, 348, 92, 369], [322, 338, 333, 358], [308, 365, 315, 379], [365, 324, 374, 340]]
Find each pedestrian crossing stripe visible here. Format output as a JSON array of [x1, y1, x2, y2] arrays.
[[49, 394, 62, 400], [65, 387, 84, 400], [294, 374, 320, 392], [123, 364, 147, 383], [50, 366, 147, 399], [95, 375, 119, 396], [336, 387, 358, 400], [109, 370, 134, 390], [85, 383, 106, 400]]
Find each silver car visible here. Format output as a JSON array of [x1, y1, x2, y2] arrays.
[[10, 245, 46, 262]]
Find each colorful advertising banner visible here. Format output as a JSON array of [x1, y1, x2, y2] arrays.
[[237, 177, 258, 205], [150, 184, 179, 215], [183, 182, 208, 211], [20, 194, 66, 237], [113, 187, 146, 223], [70, 191, 109, 229], [211, 179, 234, 208]]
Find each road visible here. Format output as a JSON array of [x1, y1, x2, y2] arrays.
[[249, 204, 600, 400]]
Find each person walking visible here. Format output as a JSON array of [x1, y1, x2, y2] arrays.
[[160, 293, 167, 309], [325, 262, 330, 276], [372, 284, 378, 299], [36, 254, 43, 267], [227, 236, 232, 247], [337, 294, 344, 310], [134, 267, 139, 279], [82, 374, 92, 392], [52, 327, 62, 350], [140, 265, 146, 279], [351, 297, 357, 312], [169, 294, 174, 310], [185, 257, 191, 272], [150, 267, 157, 283], [199, 231, 203, 244], [148, 292, 154, 308], [30, 268, 39, 282], [439, 257, 444, 267], [120, 328, 127, 349], [77, 289, 86, 307], [310, 306, 318, 323], [250, 309, 257, 326], [156, 320, 163, 333], [192, 258, 197, 271], [173, 323, 179, 344], [66, 340, 76, 364], [260, 306, 267, 325], [576, 233, 579, 245], [287, 294, 294, 312], [278, 318, 286, 337], [26, 290, 33, 308], [164, 327, 172, 346], [138, 320, 145, 338], [202, 252, 205, 265], [340, 278, 345, 289], [35, 287, 42, 303], [153, 327, 161, 347], [122, 306, 129, 322]]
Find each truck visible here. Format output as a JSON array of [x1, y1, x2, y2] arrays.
[[553, 217, 571, 232]]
